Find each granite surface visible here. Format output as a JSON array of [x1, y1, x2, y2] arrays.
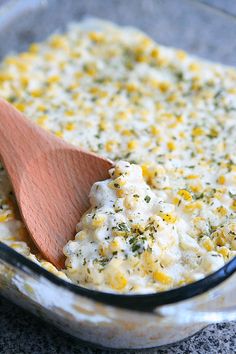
[[1, 0, 236, 353], [1, 296, 236, 354]]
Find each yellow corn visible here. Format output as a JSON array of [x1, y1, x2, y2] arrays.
[[178, 189, 192, 201], [153, 270, 173, 284]]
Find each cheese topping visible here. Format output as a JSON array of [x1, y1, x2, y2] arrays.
[[64, 161, 228, 293], [0, 19, 236, 293]]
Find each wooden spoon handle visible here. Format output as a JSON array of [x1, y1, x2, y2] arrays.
[[0, 98, 61, 193]]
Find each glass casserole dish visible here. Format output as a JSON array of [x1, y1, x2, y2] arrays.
[[1, 0, 236, 349]]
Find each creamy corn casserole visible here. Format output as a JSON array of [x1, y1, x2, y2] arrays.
[[1, 19, 236, 293]]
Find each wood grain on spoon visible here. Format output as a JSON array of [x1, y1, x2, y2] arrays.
[[0, 98, 113, 269]]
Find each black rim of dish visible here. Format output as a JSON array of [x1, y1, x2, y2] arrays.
[[1, 242, 236, 312]]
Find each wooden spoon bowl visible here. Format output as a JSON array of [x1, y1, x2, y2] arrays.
[[0, 99, 113, 268]]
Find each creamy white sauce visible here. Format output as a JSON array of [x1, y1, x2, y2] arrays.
[[64, 162, 226, 293]]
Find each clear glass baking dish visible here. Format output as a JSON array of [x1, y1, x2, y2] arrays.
[[1, 0, 236, 349]]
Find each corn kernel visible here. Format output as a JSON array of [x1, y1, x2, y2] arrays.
[[108, 271, 127, 291], [150, 125, 160, 136], [84, 64, 97, 76], [176, 50, 187, 61], [228, 87, 236, 94], [0, 214, 8, 222], [216, 206, 228, 216], [117, 111, 128, 121], [184, 201, 203, 212], [37, 104, 47, 112], [30, 89, 43, 98], [124, 195, 138, 210], [192, 127, 204, 136], [168, 93, 179, 104], [167, 141, 176, 151], [114, 123, 122, 132], [5, 56, 21, 65], [54, 130, 63, 138], [15, 60, 28, 72], [190, 183, 203, 193], [44, 53, 55, 61], [36, 115, 48, 127], [126, 83, 137, 93], [141, 163, 151, 179], [153, 270, 173, 284], [0, 72, 12, 82], [186, 174, 199, 180], [105, 140, 116, 152], [162, 213, 176, 223], [116, 189, 125, 198], [109, 239, 121, 252], [99, 245, 108, 257], [179, 131, 186, 139], [65, 122, 75, 131], [112, 165, 123, 178], [47, 75, 60, 84], [65, 110, 75, 117], [41, 261, 58, 273], [29, 43, 40, 53], [156, 102, 164, 111], [121, 129, 132, 136], [112, 229, 127, 237], [178, 189, 192, 201], [217, 175, 226, 185], [127, 140, 137, 151], [20, 76, 29, 88], [50, 35, 67, 49], [131, 223, 145, 233], [99, 120, 107, 131], [172, 197, 181, 205], [150, 48, 160, 59], [231, 200, 236, 211], [217, 246, 229, 257], [202, 237, 214, 251], [215, 235, 226, 247], [189, 62, 200, 72], [91, 215, 106, 228], [232, 239, 236, 250], [108, 179, 125, 190], [14, 102, 26, 112], [89, 31, 104, 43], [75, 231, 86, 241], [159, 82, 170, 92], [135, 51, 148, 63], [142, 251, 156, 272]]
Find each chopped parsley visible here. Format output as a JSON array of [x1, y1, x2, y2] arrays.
[[144, 195, 151, 203]]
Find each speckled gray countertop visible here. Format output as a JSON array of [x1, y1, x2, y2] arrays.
[[1, 296, 236, 353], [1, 0, 236, 353]]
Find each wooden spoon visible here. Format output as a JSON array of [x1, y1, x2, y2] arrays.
[[0, 98, 113, 269]]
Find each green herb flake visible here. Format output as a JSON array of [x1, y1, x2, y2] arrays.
[[144, 195, 151, 203]]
